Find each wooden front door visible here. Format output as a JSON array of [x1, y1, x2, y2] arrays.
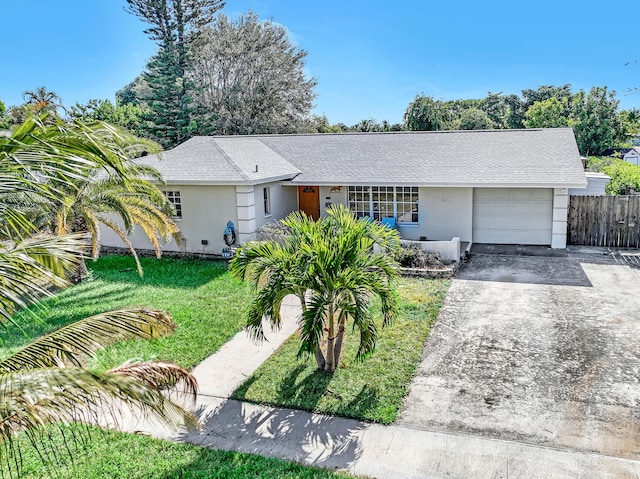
[[298, 186, 320, 220]]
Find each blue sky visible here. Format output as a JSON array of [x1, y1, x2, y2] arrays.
[[2, 0, 639, 125]]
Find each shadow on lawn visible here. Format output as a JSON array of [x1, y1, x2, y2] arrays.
[[235, 363, 381, 422], [0, 285, 135, 352]]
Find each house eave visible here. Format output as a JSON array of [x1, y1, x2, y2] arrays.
[[282, 180, 588, 189], [156, 173, 299, 187]]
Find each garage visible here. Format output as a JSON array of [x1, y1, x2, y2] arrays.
[[472, 188, 553, 245]]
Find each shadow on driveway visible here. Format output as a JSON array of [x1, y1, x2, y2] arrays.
[[457, 254, 593, 287]]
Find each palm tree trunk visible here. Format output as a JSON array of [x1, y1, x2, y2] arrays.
[[314, 345, 326, 371], [298, 291, 326, 371], [324, 304, 336, 373], [332, 314, 347, 369]]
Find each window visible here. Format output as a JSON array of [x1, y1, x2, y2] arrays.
[[347, 186, 418, 224], [163, 191, 182, 219], [263, 187, 271, 216]]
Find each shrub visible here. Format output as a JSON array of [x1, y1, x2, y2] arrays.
[[394, 244, 446, 269]]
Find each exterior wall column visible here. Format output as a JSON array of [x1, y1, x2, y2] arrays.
[[551, 188, 569, 249], [235, 185, 256, 244]]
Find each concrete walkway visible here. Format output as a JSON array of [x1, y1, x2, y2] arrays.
[[122, 294, 640, 478]]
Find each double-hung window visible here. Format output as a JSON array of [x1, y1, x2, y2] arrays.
[[163, 191, 182, 219], [347, 186, 418, 224]]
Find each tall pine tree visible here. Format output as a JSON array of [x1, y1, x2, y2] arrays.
[[126, 0, 225, 148]]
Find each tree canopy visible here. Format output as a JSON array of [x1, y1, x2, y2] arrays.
[[189, 12, 317, 135], [125, 0, 225, 147]]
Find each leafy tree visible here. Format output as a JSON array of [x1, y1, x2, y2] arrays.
[[602, 159, 640, 194], [69, 99, 146, 137], [189, 12, 317, 135], [522, 84, 573, 110], [619, 108, 640, 141], [125, 0, 225, 147], [457, 108, 494, 130], [0, 115, 198, 470], [572, 86, 627, 155], [230, 206, 400, 374], [524, 97, 571, 128], [403, 95, 453, 131]]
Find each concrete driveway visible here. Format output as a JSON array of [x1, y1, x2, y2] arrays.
[[399, 251, 640, 460]]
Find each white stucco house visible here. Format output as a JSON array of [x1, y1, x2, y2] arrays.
[[99, 128, 587, 254]]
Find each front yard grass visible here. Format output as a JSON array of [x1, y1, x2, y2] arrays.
[[10, 425, 357, 479], [1, 255, 252, 369], [232, 277, 450, 424]]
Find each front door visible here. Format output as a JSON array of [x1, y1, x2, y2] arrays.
[[298, 186, 320, 220]]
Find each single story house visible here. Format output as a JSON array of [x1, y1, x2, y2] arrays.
[[99, 128, 587, 254], [601, 147, 640, 166]]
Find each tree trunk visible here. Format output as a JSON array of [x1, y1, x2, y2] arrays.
[[314, 345, 326, 371], [332, 314, 347, 370], [324, 305, 336, 373]]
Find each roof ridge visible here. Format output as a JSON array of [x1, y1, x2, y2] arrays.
[[208, 138, 250, 181]]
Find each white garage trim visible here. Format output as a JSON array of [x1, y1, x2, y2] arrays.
[[473, 188, 553, 245]]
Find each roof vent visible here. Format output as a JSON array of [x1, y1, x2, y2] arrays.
[[254, 164, 259, 173]]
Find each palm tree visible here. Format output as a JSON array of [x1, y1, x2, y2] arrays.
[[0, 115, 197, 471], [230, 205, 401, 373], [5, 114, 180, 280], [22, 86, 64, 115]]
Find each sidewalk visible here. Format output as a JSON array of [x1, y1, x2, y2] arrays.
[[123, 294, 640, 479]]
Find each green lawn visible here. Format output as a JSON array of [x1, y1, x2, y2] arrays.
[[1, 255, 252, 369], [9, 425, 356, 479], [232, 277, 450, 424]]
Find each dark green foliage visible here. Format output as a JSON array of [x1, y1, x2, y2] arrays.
[[125, 0, 225, 147], [572, 86, 626, 155], [403, 95, 453, 131], [457, 108, 494, 130]]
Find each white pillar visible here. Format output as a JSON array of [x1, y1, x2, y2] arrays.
[[235, 185, 256, 244], [551, 188, 569, 249]]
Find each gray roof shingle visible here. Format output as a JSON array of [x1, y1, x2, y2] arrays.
[[141, 128, 587, 188]]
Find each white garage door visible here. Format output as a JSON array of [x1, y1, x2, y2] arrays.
[[473, 188, 553, 245]]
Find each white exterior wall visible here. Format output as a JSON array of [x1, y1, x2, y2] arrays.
[[412, 187, 473, 242], [624, 150, 640, 166], [319, 186, 348, 217], [255, 182, 298, 229], [99, 185, 238, 255], [569, 174, 609, 196], [552, 188, 569, 249], [315, 185, 472, 242]]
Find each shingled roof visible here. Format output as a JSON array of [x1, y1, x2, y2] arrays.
[[142, 128, 587, 188]]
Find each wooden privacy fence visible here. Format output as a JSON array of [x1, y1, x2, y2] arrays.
[[568, 195, 640, 247]]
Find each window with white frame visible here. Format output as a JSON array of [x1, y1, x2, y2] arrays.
[[347, 186, 418, 223], [263, 186, 271, 216], [163, 191, 182, 219]]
